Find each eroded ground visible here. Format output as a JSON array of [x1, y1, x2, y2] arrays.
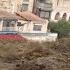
[[0, 38, 69, 70]]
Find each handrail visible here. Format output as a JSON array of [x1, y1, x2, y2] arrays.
[[2, 27, 16, 31]]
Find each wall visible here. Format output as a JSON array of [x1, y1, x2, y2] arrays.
[[17, 20, 48, 33], [0, 21, 3, 31], [0, 0, 21, 13], [21, 0, 34, 12], [20, 33, 58, 42], [28, 0, 34, 12]]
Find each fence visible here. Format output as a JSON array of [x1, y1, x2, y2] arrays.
[[20, 33, 58, 42], [2, 27, 15, 31]]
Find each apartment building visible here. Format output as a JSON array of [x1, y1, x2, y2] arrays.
[[33, 0, 70, 21], [33, 0, 52, 20], [0, 0, 21, 13], [51, 0, 70, 21], [0, 0, 70, 21], [20, 0, 34, 12], [0, 0, 54, 20], [20, 0, 52, 20], [23, 0, 70, 21]]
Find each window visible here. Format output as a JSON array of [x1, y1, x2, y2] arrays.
[[23, 0, 29, 2], [39, 0, 45, 3], [3, 21, 10, 27], [63, 0, 70, 2], [63, 0, 70, 4], [33, 25, 42, 31], [62, 13, 67, 20], [55, 12, 60, 20], [40, 11, 50, 19], [39, 0, 51, 3], [17, 22, 24, 26], [21, 4, 28, 11]]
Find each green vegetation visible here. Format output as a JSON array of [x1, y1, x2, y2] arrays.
[[48, 20, 70, 38]]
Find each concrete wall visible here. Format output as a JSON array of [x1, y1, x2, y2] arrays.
[[20, 33, 58, 42]]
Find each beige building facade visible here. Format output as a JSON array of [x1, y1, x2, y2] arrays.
[[0, 0, 21, 13], [33, 0, 70, 21], [51, 0, 70, 21], [16, 11, 48, 33], [0, 0, 70, 21], [23, 0, 70, 21], [20, 0, 34, 12], [0, 0, 34, 13]]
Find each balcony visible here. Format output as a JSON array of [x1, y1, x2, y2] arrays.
[[23, 0, 29, 4], [23, 0, 29, 2], [37, 2, 52, 11], [0, 27, 17, 34], [2, 27, 16, 32]]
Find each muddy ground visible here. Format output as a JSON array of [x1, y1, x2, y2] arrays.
[[0, 38, 70, 70]]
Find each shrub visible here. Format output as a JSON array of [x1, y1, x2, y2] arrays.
[[48, 20, 70, 38]]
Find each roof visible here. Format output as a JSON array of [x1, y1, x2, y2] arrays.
[[0, 11, 17, 19], [16, 11, 43, 21]]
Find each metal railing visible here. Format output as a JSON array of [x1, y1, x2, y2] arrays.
[[37, 2, 52, 11], [23, 0, 29, 2], [2, 27, 16, 32]]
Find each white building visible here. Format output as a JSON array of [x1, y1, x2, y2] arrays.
[[0, 10, 57, 41], [16, 11, 48, 33], [15, 11, 57, 41], [0, 11, 17, 34]]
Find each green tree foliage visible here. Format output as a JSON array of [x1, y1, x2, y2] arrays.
[[48, 20, 70, 38]]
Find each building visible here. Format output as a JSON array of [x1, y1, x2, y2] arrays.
[[0, 0, 70, 21], [0, 11, 17, 34], [0, 10, 48, 34], [20, 0, 52, 20], [34, 0, 70, 21], [51, 0, 70, 21], [0, 0, 21, 13], [33, 0, 52, 20], [21, 0, 70, 21], [16, 11, 48, 33], [0, 10, 57, 41], [15, 11, 57, 42], [0, 0, 34, 13], [20, 0, 34, 12]]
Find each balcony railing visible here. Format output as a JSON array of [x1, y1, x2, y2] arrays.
[[37, 2, 52, 11], [2, 27, 16, 32], [23, 0, 29, 2]]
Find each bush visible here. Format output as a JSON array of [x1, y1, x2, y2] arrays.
[[48, 20, 70, 38]]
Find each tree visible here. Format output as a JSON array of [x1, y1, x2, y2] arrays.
[[48, 20, 70, 38]]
